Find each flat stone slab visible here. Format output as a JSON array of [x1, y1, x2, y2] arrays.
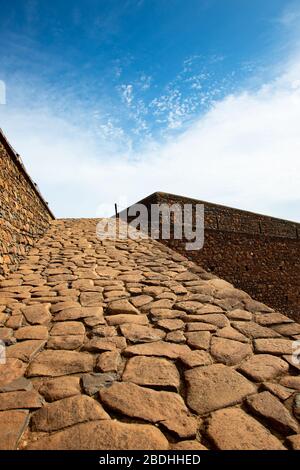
[[0, 358, 27, 389], [15, 326, 49, 340], [26, 350, 94, 377], [185, 363, 256, 415], [100, 382, 197, 438], [54, 306, 104, 321], [184, 314, 229, 328], [46, 335, 84, 350], [184, 331, 211, 350], [27, 420, 169, 450], [124, 341, 191, 359], [6, 340, 46, 362], [22, 304, 51, 325], [246, 391, 299, 435], [50, 321, 85, 336], [106, 314, 149, 326], [207, 408, 286, 450], [38, 376, 81, 401], [232, 321, 280, 339], [0, 390, 43, 410], [156, 319, 185, 331], [84, 336, 126, 352], [96, 351, 122, 372], [254, 339, 294, 355], [0, 410, 29, 450], [122, 356, 180, 389], [210, 337, 252, 366], [82, 373, 118, 395], [180, 350, 213, 368], [238, 354, 290, 382], [31, 395, 110, 432], [255, 313, 293, 326], [120, 324, 166, 343], [107, 299, 139, 315]]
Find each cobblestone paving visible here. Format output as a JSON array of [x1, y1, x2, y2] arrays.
[[0, 219, 299, 450]]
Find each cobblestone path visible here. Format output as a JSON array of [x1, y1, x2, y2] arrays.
[[0, 219, 299, 450]]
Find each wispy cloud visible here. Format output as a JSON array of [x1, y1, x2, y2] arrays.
[[1, 45, 300, 221]]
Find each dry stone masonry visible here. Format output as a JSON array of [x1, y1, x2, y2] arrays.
[[0, 218, 299, 450], [0, 129, 54, 276], [122, 192, 300, 321]]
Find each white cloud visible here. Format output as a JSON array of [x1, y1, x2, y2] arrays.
[[1, 52, 300, 221], [120, 84, 133, 106]]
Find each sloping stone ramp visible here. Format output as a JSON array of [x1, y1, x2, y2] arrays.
[[0, 219, 299, 450]]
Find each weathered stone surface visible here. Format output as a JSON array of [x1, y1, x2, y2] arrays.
[[0, 327, 15, 344], [51, 301, 80, 313], [157, 319, 184, 331], [107, 299, 139, 315], [232, 321, 280, 339], [171, 440, 207, 450], [286, 434, 300, 450], [166, 330, 186, 343], [31, 395, 110, 432], [227, 309, 252, 321], [122, 356, 180, 389], [181, 350, 213, 368], [0, 390, 43, 410], [22, 304, 51, 325], [185, 314, 229, 328], [186, 322, 217, 332], [125, 341, 191, 359], [82, 373, 118, 395], [280, 376, 300, 390], [6, 340, 46, 362], [120, 324, 166, 343], [294, 393, 300, 419], [47, 335, 84, 350], [185, 364, 256, 415], [254, 338, 293, 355], [0, 410, 29, 450], [130, 295, 153, 307], [100, 382, 196, 438], [185, 331, 211, 350], [54, 306, 104, 321], [38, 376, 81, 401], [273, 323, 300, 336], [246, 391, 298, 434], [216, 325, 248, 342], [176, 301, 207, 313], [0, 358, 27, 389], [210, 337, 252, 366], [262, 382, 295, 401], [84, 336, 126, 352], [80, 292, 103, 307], [26, 350, 94, 377], [93, 325, 117, 337], [106, 314, 149, 326], [282, 355, 300, 371], [207, 408, 285, 450], [151, 308, 185, 319], [15, 325, 49, 340], [96, 351, 122, 372], [5, 314, 23, 329], [50, 321, 85, 336], [238, 354, 289, 382], [27, 420, 169, 450], [255, 312, 292, 326]]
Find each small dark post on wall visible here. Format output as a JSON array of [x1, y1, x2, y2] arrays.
[[114, 203, 119, 219]]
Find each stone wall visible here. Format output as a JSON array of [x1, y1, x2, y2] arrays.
[[121, 192, 300, 321], [0, 129, 54, 275]]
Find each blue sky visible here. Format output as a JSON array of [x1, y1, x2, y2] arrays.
[[0, 0, 300, 219]]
